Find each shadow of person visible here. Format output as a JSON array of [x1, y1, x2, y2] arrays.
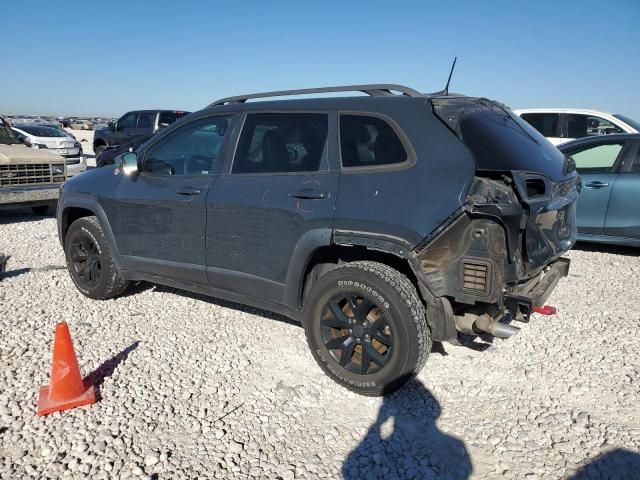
[[343, 378, 471, 480], [569, 449, 640, 480]]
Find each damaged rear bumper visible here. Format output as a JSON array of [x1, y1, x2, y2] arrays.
[[503, 257, 570, 322]]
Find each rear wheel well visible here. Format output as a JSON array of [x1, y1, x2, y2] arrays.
[[93, 138, 106, 149], [300, 245, 423, 308], [61, 207, 94, 241]]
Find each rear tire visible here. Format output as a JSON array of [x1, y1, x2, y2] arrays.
[[303, 261, 431, 396], [64, 216, 129, 300]]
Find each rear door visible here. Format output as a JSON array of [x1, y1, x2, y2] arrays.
[[568, 140, 626, 235], [204, 111, 338, 305], [134, 111, 157, 139], [520, 112, 563, 145], [604, 140, 640, 239]]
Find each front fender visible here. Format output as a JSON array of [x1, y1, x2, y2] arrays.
[[57, 193, 125, 271]]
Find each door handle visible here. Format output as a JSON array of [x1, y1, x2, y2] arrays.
[[584, 181, 610, 188], [289, 189, 327, 200], [176, 187, 202, 196]]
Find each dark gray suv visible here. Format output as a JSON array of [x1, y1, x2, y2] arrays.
[[57, 84, 580, 395]]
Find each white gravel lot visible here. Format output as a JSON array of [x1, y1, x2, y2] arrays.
[[1, 211, 639, 479]]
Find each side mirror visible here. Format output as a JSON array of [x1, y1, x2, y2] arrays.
[[108, 121, 115, 131], [21, 136, 32, 147], [121, 152, 139, 175]]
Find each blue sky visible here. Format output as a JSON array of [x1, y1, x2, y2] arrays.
[[3, 0, 639, 119]]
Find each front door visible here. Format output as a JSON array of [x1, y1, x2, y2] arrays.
[[112, 111, 138, 145], [205, 111, 338, 304], [570, 140, 626, 235], [105, 114, 234, 283]]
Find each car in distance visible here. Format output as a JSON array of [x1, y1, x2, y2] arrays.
[[514, 108, 640, 145], [57, 84, 579, 395], [96, 134, 153, 168], [559, 133, 640, 247], [11, 125, 86, 176], [93, 110, 190, 160], [1, 117, 67, 215]]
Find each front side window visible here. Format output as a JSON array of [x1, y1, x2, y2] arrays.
[[566, 114, 623, 139], [570, 142, 624, 173], [233, 113, 328, 174], [137, 112, 155, 129], [520, 113, 561, 137], [142, 116, 231, 176], [340, 114, 408, 168], [118, 112, 138, 130]]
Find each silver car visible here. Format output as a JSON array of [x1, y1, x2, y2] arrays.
[[11, 124, 86, 176]]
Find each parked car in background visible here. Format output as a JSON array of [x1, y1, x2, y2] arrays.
[[514, 109, 640, 145], [69, 119, 94, 130], [58, 84, 579, 396], [0, 117, 67, 215], [11, 125, 86, 176], [96, 134, 153, 167], [93, 110, 190, 159], [559, 133, 640, 247]]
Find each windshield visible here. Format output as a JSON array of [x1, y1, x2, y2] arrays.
[[613, 114, 640, 132], [0, 121, 21, 144], [14, 125, 69, 138]]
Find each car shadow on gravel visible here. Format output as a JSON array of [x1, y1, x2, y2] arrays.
[[343, 378, 472, 479], [0, 210, 55, 224], [573, 241, 638, 257], [85, 341, 140, 401], [569, 448, 640, 479]]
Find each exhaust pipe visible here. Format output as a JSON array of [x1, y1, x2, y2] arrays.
[[455, 312, 520, 339], [474, 313, 520, 339]]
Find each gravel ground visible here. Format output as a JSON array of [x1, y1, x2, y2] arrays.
[[0, 212, 639, 479]]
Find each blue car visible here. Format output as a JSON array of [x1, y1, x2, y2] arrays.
[[559, 134, 640, 247]]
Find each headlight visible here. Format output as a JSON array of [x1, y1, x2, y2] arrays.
[[51, 165, 65, 174]]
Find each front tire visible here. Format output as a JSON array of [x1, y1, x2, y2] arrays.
[[94, 145, 106, 160], [64, 216, 129, 299], [303, 261, 431, 396]]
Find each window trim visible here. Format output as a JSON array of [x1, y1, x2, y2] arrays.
[[337, 111, 416, 173], [229, 110, 331, 176], [564, 140, 627, 174], [139, 113, 234, 177]]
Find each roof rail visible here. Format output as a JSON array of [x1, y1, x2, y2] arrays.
[[207, 84, 422, 108]]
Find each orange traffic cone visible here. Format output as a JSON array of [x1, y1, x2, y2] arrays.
[[37, 322, 96, 416]]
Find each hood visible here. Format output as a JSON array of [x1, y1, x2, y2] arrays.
[[0, 144, 65, 164]]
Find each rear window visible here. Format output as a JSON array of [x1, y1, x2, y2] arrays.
[[520, 113, 560, 137], [158, 111, 190, 128], [339, 114, 408, 168]]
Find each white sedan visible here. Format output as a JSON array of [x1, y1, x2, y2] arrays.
[[11, 124, 87, 176]]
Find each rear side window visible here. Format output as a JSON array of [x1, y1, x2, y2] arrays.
[[569, 143, 624, 173], [565, 114, 624, 138], [339, 115, 408, 168], [233, 113, 328, 174], [520, 113, 561, 137], [159, 111, 190, 128]]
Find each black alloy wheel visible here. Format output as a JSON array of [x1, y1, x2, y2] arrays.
[[320, 292, 393, 375]]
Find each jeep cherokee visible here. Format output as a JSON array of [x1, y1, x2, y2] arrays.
[[57, 84, 580, 395]]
